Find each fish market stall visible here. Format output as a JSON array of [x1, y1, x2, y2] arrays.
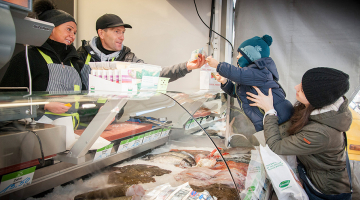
[[0, 89, 273, 200]]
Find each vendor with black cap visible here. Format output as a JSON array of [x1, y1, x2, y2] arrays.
[[77, 13, 206, 89], [0, 0, 83, 126]]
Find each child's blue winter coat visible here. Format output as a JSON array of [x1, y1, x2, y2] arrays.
[[218, 57, 293, 131]]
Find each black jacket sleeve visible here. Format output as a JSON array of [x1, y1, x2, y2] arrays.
[[160, 62, 190, 83], [77, 41, 89, 63], [0, 48, 49, 91]]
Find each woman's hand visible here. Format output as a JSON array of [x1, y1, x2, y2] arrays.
[[44, 102, 70, 114], [214, 73, 227, 84], [246, 87, 274, 113], [206, 56, 219, 68]]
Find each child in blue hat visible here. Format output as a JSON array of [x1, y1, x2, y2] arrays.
[[206, 35, 293, 134]]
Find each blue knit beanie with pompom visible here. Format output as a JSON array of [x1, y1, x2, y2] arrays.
[[237, 35, 272, 67]]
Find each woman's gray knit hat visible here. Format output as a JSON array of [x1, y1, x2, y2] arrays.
[[33, 0, 76, 27], [302, 67, 349, 108]]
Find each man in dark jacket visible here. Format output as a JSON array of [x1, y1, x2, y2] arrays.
[[77, 14, 205, 89]]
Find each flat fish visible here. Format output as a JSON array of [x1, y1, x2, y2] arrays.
[[190, 184, 238, 200], [108, 165, 171, 185], [103, 196, 141, 200], [211, 169, 246, 190], [174, 167, 246, 189], [80, 197, 139, 200], [74, 184, 144, 200], [110, 164, 171, 176]]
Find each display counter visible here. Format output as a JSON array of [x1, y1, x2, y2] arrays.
[[0, 90, 270, 200]]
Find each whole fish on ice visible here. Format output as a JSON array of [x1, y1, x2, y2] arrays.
[[143, 151, 196, 168], [108, 164, 171, 185]]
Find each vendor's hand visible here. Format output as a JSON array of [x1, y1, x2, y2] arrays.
[[206, 56, 219, 68], [187, 53, 206, 71], [246, 87, 274, 113], [214, 74, 227, 84], [44, 102, 70, 114]]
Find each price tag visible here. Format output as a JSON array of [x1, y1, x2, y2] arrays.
[[126, 137, 136, 150], [143, 131, 154, 144], [134, 134, 145, 147], [117, 139, 130, 153], [0, 166, 36, 194], [128, 135, 144, 149], [151, 129, 162, 141], [184, 120, 192, 130], [201, 117, 207, 125], [94, 143, 114, 161], [196, 118, 202, 126], [189, 118, 201, 129], [161, 127, 171, 137]]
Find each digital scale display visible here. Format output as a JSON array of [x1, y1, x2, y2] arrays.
[[0, 0, 32, 12]]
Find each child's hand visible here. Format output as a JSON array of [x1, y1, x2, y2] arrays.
[[206, 56, 219, 68], [215, 74, 227, 84]]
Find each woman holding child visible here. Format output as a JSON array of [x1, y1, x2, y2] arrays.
[[207, 34, 359, 198], [247, 67, 360, 199]]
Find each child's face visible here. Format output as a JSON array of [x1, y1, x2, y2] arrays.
[[236, 52, 243, 68], [236, 52, 243, 60]]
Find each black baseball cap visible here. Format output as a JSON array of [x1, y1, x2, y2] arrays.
[[96, 14, 132, 30]]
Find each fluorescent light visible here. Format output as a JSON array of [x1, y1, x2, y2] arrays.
[[0, 102, 49, 108]]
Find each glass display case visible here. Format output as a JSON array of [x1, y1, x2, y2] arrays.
[[0, 90, 270, 200]]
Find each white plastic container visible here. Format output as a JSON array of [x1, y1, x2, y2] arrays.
[[107, 70, 113, 82], [114, 70, 120, 83]]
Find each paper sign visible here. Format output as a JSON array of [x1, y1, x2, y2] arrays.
[[127, 136, 138, 149], [94, 143, 114, 161], [157, 77, 170, 92], [161, 127, 171, 137], [151, 129, 162, 141], [0, 166, 36, 194], [143, 130, 156, 144], [201, 117, 207, 125], [132, 134, 144, 148], [185, 119, 192, 130], [117, 139, 131, 153], [186, 118, 201, 130]]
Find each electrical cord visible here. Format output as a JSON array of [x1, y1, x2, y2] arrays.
[[24, 44, 32, 97], [162, 93, 241, 199], [193, 0, 234, 54], [30, 130, 45, 166]]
